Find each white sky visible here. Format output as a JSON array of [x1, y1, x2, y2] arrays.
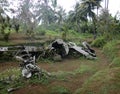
[[58, 0, 120, 16]]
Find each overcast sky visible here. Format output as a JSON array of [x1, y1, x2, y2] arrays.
[[57, 0, 120, 16]]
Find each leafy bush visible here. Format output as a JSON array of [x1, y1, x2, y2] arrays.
[[0, 52, 14, 62], [91, 36, 106, 47], [38, 29, 46, 36]]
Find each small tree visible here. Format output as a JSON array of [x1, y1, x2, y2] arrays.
[[97, 9, 120, 40], [0, 9, 11, 42], [61, 24, 69, 40]]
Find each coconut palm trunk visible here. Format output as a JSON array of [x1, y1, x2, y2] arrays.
[[105, 0, 109, 9], [106, 0, 109, 9]]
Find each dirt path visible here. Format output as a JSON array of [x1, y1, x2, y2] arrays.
[[37, 48, 109, 72], [0, 62, 19, 72], [0, 48, 110, 94]]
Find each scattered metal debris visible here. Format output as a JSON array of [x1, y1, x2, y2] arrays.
[[15, 53, 42, 79], [7, 87, 20, 93]]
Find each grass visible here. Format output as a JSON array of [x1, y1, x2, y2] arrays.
[[75, 64, 97, 75], [110, 57, 120, 68], [103, 40, 120, 61], [91, 36, 106, 47], [46, 30, 61, 37], [74, 67, 120, 94], [50, 86, 71, 94], [0, 41, 15, 46], [51, 71, 75, 81], [103, 40, 120, 67], [51, 62, 98, 80], [29, 74, 50, 85], [0, 68, 51, 93], [0, 68, 24, 94], [45, 30, 92, 42], [0, 62, 97, 93], [0, 68, 21, 81]]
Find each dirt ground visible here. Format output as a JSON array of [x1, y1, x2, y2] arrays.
[[0, 48, 110, 94]]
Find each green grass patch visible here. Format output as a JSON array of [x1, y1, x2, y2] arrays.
[[45, 30, 93, 42], [0, 68, 52, 93], [0, 68, 21, 80], [52, 71, 75, 81], [46, 30, 62, 37], [67, 31, 92, 41], [103, 40, 120, 69], [103, 40, 120, 61], [74, 67, 120, 94], [50, 86, 71, 94], [29, 74, 50, 85], [0, 41, 15, 46], [75, 64, 97, 74], [52, 62, 97, 80], [0, 68, 24, 94], [109, 57, 120, 68]]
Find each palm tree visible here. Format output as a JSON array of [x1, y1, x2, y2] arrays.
[[67, 2, 88, 32], [96, 0, 102, 16], [80, 0, 102, 39], [51, 0, 57, 11], [105, 0, 109, 9]]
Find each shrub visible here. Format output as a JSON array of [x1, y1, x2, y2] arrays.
[[38, 29, 46, 36], [91, 36, 106, 47], [0, 52, 14, 62], [4, 32, 10, 42]]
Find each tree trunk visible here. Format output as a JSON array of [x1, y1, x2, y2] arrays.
[[93, 18, 97, 39], [106, 0, 109, 9], [105, 0, 106, 8]]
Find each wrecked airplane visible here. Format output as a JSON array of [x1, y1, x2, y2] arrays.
[[0, 39, 96, 60], [49, 39, 96, 59], [0, 39, 96, 78]]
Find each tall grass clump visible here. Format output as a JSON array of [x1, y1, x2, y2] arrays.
[[91, 36, 106, 47], [103, 40, 120, 67], [103, 40, 119, 61]]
